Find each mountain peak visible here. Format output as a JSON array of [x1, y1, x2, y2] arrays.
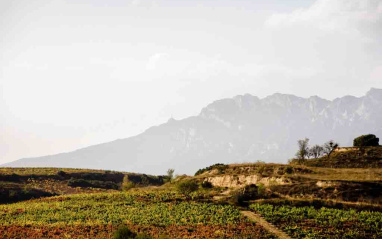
[[4, 88, 382, 175], [366, 88, 382, 98]]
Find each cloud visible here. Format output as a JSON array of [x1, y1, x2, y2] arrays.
[[266, 0, 382, 41]]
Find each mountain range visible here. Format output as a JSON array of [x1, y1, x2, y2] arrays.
[[3, 88, 382, 175]]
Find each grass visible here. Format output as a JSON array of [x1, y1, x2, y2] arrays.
[[295, 167, 382, 181], [302, 146, 382, 168]]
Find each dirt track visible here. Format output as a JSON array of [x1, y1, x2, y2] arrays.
[[241, 211, 293, 239]]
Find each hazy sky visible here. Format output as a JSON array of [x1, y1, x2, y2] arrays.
[[1, 0, 381, 164]]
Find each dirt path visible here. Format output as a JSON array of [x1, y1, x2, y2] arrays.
[[241, 211, 293, 239]]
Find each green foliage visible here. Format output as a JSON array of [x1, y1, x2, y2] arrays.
[[201, 181, 213, 189], [176, 180, 198, 197], [167, 169, 174, 181], [250, 203, 382, 238], [57, 170, 67, 178], [0, 191, 243, 227], [114, 225, 136, 239], [257, 183, 266, 197], [0, 186, 54, 204], [194, 164, 228, 176], [354, 134, 380, 147], [232, 184, 259, 206], [256, 164, 267, 175], [113, 225, 152, 239], [67, 178, 119, 190], [122, 175, 136, 191]]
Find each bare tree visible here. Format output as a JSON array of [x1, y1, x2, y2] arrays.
[[295, 138, 310, 160], [310, 145, 324, 159], [323, 140, 339, 158]]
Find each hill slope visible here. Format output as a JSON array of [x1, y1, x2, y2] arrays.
[[302, 146, 382, 168], [3, 88, 382, 175]]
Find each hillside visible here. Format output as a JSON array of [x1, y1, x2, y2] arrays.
[[194, 163, 382, 205], [3, 88, 382, 175], [298, 146, 382, 168], [1, 164, 381, 238], [0, 168, 166, 204]]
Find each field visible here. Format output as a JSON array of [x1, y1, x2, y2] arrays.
[[1, 164, 381, 238], [0, 190, 274, 238], [250, 203, 382, 238], [0, 168, 166, 204]]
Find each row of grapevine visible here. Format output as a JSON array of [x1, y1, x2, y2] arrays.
[[250, 203, 382, 238]]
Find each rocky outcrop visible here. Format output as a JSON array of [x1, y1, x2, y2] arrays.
[[316, 180, 341, 188], [205, 175, 291, 188]]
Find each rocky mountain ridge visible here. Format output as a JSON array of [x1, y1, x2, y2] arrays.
[[3, 88, 382, 175]]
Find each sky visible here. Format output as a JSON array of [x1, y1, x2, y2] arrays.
[[1, 0, 382, 164]]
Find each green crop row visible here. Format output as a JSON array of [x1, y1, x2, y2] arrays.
[[250, 203, 382, 238], [0, 191, 243, 227]]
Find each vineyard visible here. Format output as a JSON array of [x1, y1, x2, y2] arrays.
[[250, 203, 382, 238], [1, 165, 381, 238], [0, 190, 274, 238]]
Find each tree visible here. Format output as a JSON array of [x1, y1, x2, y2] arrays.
[[323, 140, 339, 158], [167, 168, 175, 181], [353, 134, 379, 147], [295, 138, 310, 160], [176, 180, 198, 198], [309, 145, 324, 159]]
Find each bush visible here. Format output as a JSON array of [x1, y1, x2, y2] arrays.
[[0, 187, 54, 204], [177, 180, 198, 197], [114, 225, 135, 239], [231, 184, 258, 206], [67, 178, 119, 189], [57, 170, 67, 178], [113, 225, 152, 239], [194, 163, 228, 176], [122, 175, 135, 191], [201, 181, 213, 189], [288, 158, 307, 165], [257, 183, 266, 197], [353, 134, 379, 147]]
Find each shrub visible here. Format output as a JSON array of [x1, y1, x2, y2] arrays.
[[201, 181, 213, 189], [1, 187, 54, 204], [177, 180, 198, 197], [257, 165, 266, 175], [288, 158, 307, 165], [113, 225, 152, 239], [114, 225, 135, 239], [353, 134, 379, 147], [285, 166, 294, 174], [122, 175, 135, 191], [231, 184, 258, 206], [257, 183, 266, 197], [67, 178, 119, 189], [57, 170, 67, 178], [140, 175, 150, 186], [194, 163, 228, 176]]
